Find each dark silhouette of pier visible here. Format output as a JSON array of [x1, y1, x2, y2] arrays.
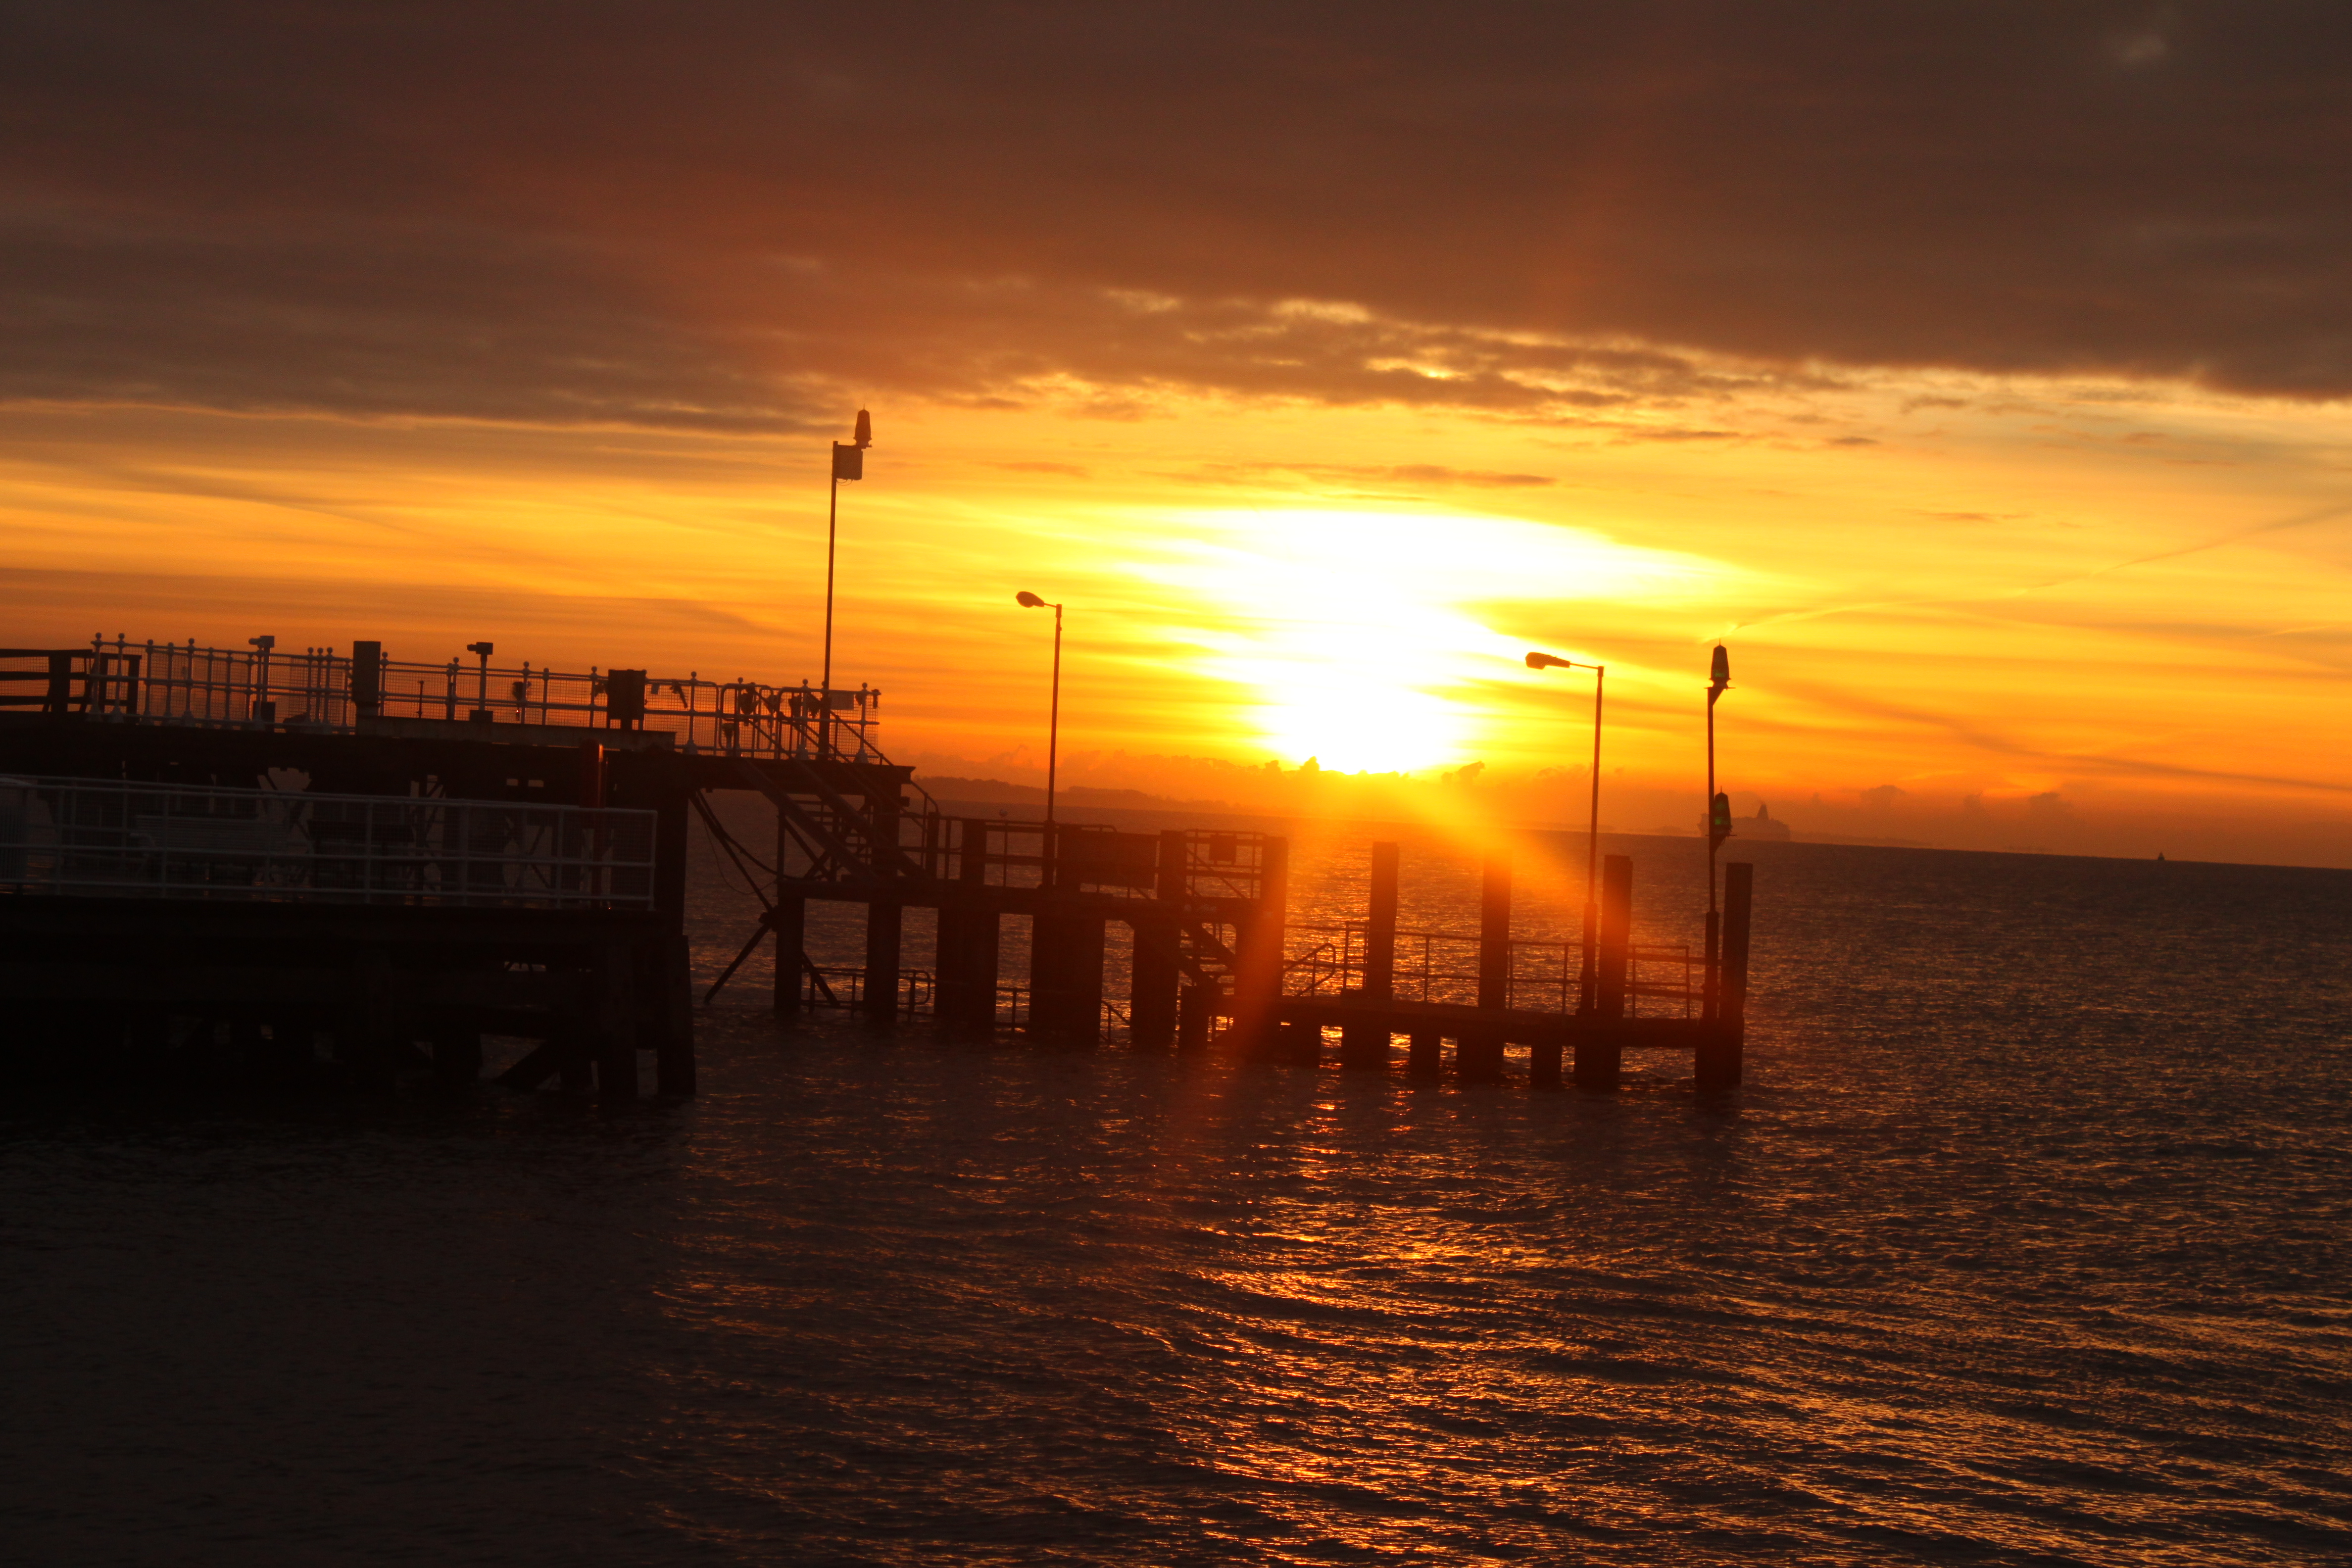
[[0, 636, 1753, 1096]]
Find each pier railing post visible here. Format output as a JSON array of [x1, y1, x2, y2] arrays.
[[1698, 862, 1752, 1091], [1340, 840, 1398, 1070]]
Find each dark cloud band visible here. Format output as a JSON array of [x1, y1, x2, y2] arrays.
[[7, 1, 2349, 426]]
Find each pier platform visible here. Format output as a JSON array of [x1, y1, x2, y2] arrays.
[[1, 636, 1758, 1096]]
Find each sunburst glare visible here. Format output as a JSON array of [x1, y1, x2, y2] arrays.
[[1128, 507, 1725, 772]]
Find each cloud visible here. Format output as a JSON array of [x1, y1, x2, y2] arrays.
[[1176, 461, 1556, 492], [6, 1, 2352, 428]]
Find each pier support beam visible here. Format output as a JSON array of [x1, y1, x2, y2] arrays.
[[1697, 861, 1752, 1091], [1577, 854, 1632, 1090], [1340, 840, 1399, 1070]]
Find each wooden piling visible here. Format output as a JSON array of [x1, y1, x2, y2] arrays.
[[650, 772, 689, 929], [1460, 854, 1511, 1080], [934, 819, 1000, 1033], [1340, 840, 1400, 1070], [346, 947, 399, 1093], [1231, 836, 1289, 1056], [769, 894, 807, 1015], [1529, 1035, 1563, 1090], [1697, 861, 1752, 1091], [1029, 911, 1105, 1043], [1127, 829, 1187, 1048], [431, 1023, 483, 1091], [1364, 839, 1399, 998], [1577, 853, 1633, 1090], [1406, 1031, 1442, 1077], [1177, 983, 1214, 1051], [593, 941, 637, 1102], [656, 933, 695, 1094], [863, 900, 904, 1022]]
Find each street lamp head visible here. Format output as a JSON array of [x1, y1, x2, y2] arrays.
[[1710, 643, 1731, 692], [1525, 650, 1572, 670], [853, 408, 872, 449], [1016, 591, 1048, 609]]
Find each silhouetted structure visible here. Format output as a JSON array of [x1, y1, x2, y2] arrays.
[[1281, 845, 1750, 1089], [0, 635, 916, 1099], [1, 638, 1756, 1097]]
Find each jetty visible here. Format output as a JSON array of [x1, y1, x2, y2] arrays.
[[0, 634, 1753, 1097]]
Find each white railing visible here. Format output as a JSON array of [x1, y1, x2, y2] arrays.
[[0, 775, 655, 909]]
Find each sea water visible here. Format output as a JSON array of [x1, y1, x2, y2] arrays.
[[3, 816, 2348, 1564]]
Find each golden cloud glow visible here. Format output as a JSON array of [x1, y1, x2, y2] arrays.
[[8, 355, 2352, 864]]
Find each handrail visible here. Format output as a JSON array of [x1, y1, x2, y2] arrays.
[[6, 637, 892, 763], [0, 773, 656, 909]]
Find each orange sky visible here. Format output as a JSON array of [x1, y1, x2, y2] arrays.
[[7, 6, 2352, 864]]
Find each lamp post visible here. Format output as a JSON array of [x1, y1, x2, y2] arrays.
[[1015, 592, 1064, 836], [1525, 649, 1605, 1013], [1705, 644, 1731, 1017], [821, 408, 874, 756]]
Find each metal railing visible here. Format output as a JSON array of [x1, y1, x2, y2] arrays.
[[8, 638, 886, 761], [943, 821, 1272, 903], [0, 774, 656, 909], [785, 965, 1131, 1037], [1285, 922, 1699, 1017]]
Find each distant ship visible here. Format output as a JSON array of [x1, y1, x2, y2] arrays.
[[1729, 801, 1792, 841]]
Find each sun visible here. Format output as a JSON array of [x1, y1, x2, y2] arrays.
[[1127, 506, 1718, 775]]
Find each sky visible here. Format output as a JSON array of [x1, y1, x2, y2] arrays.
[[8, 2, 2352, 863]]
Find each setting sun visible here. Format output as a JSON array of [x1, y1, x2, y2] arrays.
[[1112, 506, 1725, 772]]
